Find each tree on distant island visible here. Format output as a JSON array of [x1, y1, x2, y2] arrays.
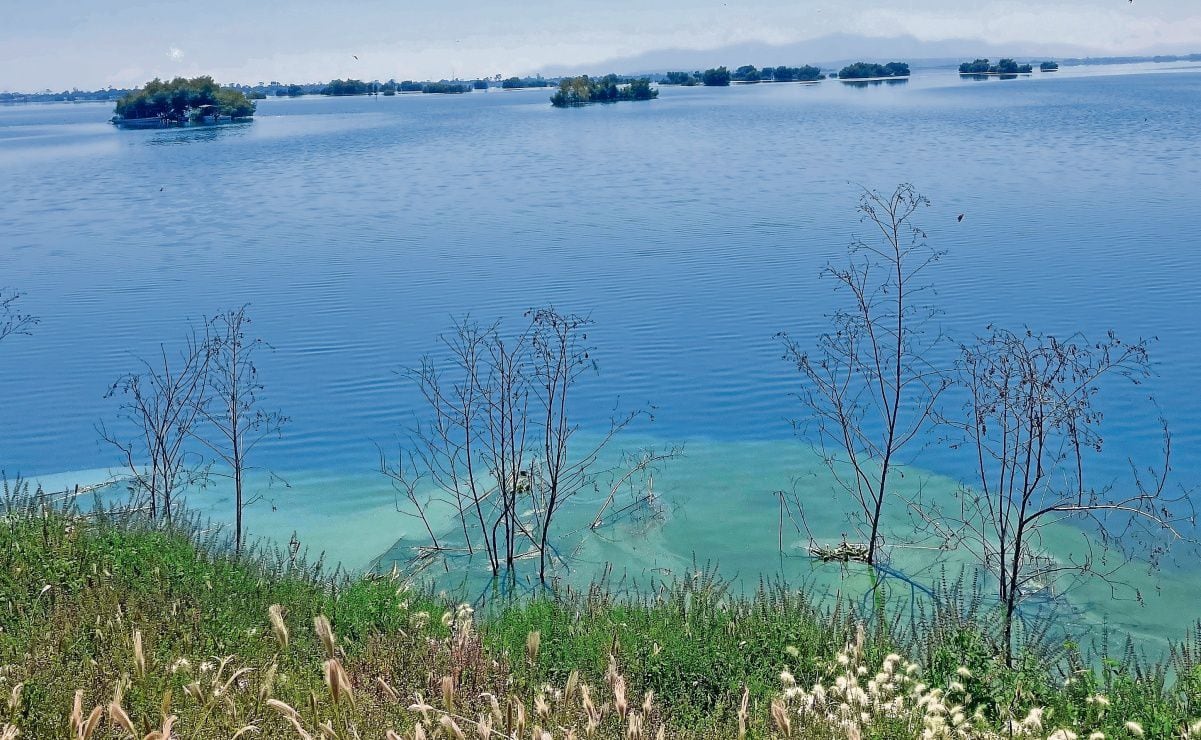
[[837, 62, 910, 80], [732, 65, 762, 83], [959, 58, 1034, 75], [320, 79, 370, 96], [423, 81, 469, 94], [1040, 61, 1060, 71], [114, 77, 256, 123], [660, 71, 700, 86], [274, 84, 305, 97], [772, 65, 825, 82], [995, 58, 1034, 74], [702, 67, 731, 86], [550, 75, 658, 107], [501, 77, 550, 89]]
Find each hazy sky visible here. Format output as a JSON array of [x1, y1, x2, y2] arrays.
[[3, 0, 1200, 90]]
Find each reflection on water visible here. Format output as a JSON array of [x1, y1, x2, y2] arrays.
[[839, 78, 910, 87]]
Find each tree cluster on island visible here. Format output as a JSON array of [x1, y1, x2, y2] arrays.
[[549, 75, 658, 107], [959, 58, 1034, 75], [836, 62, 911, 79], [421, 81, 469, 94], [723, 64, 824, 83], [320, 78, 372, 96], [659, 71, 702, 86], [702, 66, 732, 86], [1040, 61, 1060, 71], [501, 76, 551, 89], [113, 77, 255, 123]]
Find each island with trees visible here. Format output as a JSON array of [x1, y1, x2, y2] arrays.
[[701, 66, 732, 86], [661, 65, 823, 86], [1040, 61, 1060, 71], [959, 58, 1034, 75], [320, 78, 371, 96], [659, 71, 701, 86], [550, 75, 658, 107], [421, 81, 469, 94], [771, 65, 824, 82], [111, 77, 255, 128], [501, 76, 550, 89], [837, 62, 911, 80], [732, 65, 762, 83]]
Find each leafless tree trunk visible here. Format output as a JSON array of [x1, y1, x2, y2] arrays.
[[100, 331, 211, 520], [384, 308, 675, 586], [196, 306, 287, 555], [780, 184, 947, 566], [909, 327, 1193, 665]]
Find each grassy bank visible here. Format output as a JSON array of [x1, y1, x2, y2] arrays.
[[1, 494, 1200, 738]]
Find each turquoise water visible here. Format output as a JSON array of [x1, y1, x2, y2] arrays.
[[3, 63, 1200, 645]]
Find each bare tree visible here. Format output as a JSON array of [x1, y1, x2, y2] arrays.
[[384, 308, 675, 586], [909, 327, 1192, 665], [100, 330, 211, 520], [780, 184, 948, 565], [196, 306, 287, 554], [0, 289, 37, 345]]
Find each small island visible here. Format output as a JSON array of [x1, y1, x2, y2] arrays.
[[659, 71, 701, 86], [732, 65, 762, 83], [702, 66, 732, 86], [771, 65, 825, 82], [959, 58, 1034, 75], [1040, 61, 1060, 71], [112, 77, 255, 128], [501, 77, 551, 89], [837, 62, 911, 80], [320, 78, 372, 96], [550, 75, 657, 107]]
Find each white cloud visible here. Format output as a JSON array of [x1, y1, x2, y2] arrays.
[[167, 47, 185, 61]]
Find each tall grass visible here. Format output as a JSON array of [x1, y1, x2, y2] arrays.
[[1, 488, 1199, 738]]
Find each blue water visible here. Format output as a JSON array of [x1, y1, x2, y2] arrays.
[[2, 63, 1200, 641]]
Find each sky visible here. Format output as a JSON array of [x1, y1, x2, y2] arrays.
[[2, 0, 1200, 91]]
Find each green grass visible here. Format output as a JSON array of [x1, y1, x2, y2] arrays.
[[2, 492, 1200, 738]]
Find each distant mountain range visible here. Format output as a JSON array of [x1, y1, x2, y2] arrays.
[[536, 33, 1166, 77]]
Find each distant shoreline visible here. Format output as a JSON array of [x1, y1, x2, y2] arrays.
[[3, 55, 1200, 102]]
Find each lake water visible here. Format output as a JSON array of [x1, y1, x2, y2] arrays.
[[3, 63, 1200, 647]]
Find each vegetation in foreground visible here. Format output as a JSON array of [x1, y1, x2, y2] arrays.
[[2, 496, 1201, 739], [113, 77, 256, 123]]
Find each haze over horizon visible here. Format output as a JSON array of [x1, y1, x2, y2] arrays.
[[3, 0, 1201, 91]]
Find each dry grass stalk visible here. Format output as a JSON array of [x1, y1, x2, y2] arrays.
[[314, 614, 337, 658], [132, 630, 146, 679], [323, 659, 355, 707], [107, 698, 136, 736], [268, 604, 289, 650], [525, 630, 541, 665], [375, 677, 400, 703]]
